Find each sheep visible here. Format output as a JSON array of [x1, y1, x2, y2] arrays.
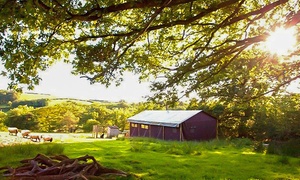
[[29, 135, 40, 142], [41, 135, 53, 142], [8, 127, 19, 136], [21, 130, 31, 138]]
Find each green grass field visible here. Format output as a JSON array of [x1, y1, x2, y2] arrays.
[[19, 93, 57, 100], [18, 92, 93, 106], [0, 138, 299, 180]]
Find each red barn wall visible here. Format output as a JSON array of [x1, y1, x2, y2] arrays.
[[164, 126, 180, 141], [129, 111, 217, 141], [149, 125, 163, 139], [130, 122, 139, 137], [182, 112, 217, 141]]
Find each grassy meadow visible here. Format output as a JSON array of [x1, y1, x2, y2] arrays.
[[0, 137, 299, 180]]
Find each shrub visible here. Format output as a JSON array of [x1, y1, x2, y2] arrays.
[[253, 141, 266, 153], [267, 139, 300, 157], [231, 138, 253, 148]]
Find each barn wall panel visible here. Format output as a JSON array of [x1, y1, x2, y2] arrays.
[[164, 127, 180, 141], [150, 125, 163, 139], [182, 112, 217, 141]]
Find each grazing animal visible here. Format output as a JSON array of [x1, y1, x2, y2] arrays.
[[21, 130, 31, 138], [100, 133, 104, 138], [8, 127, 18, 136], [41, 135, 53, 142], [30, 135, 40, 142]]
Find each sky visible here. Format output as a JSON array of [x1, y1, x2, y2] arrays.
[[1, 62, 300, 103], [0, 62, 153, 102]]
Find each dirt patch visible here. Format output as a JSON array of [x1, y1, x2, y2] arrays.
[[0, 132, 114, 146]]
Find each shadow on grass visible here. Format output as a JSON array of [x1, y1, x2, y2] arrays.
[[59, 138, 300, 180]]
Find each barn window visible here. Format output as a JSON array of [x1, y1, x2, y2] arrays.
[[131, 123, 138, 128], [141, 124, 148, 129]]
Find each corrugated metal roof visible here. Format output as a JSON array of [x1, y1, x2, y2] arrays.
[[127, 110, 202, 127]]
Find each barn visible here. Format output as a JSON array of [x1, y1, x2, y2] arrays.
[[127, 110, 217, 141]]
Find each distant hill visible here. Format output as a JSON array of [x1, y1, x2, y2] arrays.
[[0, 90, 116, 111], [20, 92, 56, 100], [21, 92, 112, 105]]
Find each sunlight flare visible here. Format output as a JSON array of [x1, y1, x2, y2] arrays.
[[265, 27, 297, 56]]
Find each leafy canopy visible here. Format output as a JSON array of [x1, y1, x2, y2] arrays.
[[0, 0, 299, 101]]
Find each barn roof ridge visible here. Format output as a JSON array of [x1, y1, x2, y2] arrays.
[[127, 110, 204, 127]]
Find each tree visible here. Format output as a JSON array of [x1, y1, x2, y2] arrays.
[[0, 90, 19, 104], [82, 119, 100, 133], [186, 98, 199, 110], [0, 0, 299, 101], [33, 106, 61, 132], [61, 111, 79, 132], [0, 111, 7, 131], [108, 108, 133, 131], [251, 94, 300, 140], [4, 105, 38, 130]]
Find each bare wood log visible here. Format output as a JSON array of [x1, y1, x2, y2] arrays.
[[20, 154, 58, 167], [1, 154, 129, 179], [35, 166, 61, 176], [50, 154, 70, 162], [29, 160, 44, 174]]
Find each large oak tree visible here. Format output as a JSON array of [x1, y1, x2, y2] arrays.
[[0, 0, 299, 102]]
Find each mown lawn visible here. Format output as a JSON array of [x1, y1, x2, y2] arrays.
[[0, 138, 299, 180]]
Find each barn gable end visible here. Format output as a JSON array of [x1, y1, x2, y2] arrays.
[[128, 110, 217, 141]]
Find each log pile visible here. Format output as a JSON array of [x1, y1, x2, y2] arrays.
[[0, 154, 130, 180]]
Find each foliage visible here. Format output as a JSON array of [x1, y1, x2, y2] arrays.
[[82, 119, 100, 132], [191, 93, 300, 141], [267, 139, 300, 157], [0, 90, 19, 104], [251, 94, 300, 141], [61, 111, 79, 132], [4, 105, 38, 130], [11, 99, 49, 108], [0, 1, 299, 103], [32, 101, 87, 132], [0, 111, 7, 131]]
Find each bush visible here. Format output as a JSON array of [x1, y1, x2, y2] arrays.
[[253, 141, 266, 153], [82, 119, 100, 132], [231, 138, 253, 148], [267, 139, 300, 157], [11, 99, 48, 108]]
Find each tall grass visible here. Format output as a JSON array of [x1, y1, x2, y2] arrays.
[[267, 139, 300, 157], [128, 137, 253, 155], [0, 143, 64, 166]]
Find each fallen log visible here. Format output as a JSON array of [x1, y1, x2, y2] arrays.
[[0, 154, 131, 179]]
